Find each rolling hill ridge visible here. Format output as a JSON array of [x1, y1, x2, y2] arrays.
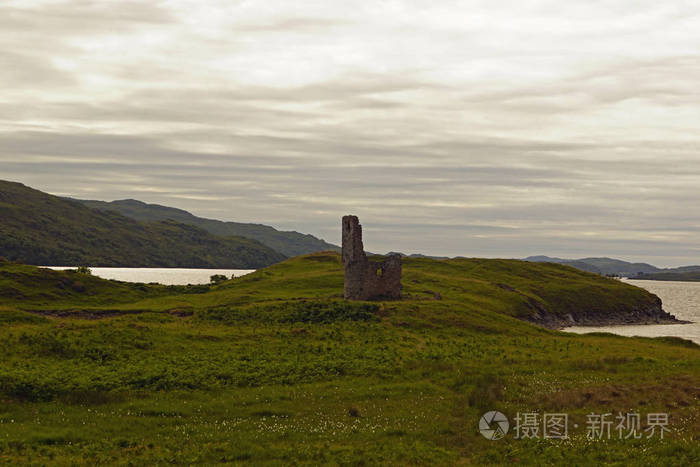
[[73, 198, 340, 257], [0, 180, 285, 268], [524, 255, 700, 278]]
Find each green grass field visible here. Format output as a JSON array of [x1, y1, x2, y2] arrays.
[[0, 254, 698, 465]]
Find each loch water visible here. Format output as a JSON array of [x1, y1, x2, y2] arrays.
[[47, 267, 255, 286], [565, 279, 700, 344]]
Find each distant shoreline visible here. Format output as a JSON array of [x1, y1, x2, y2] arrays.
[[542, 316, 693, 331], [630, 275, 700, 282], [524, 301, 691, 330]]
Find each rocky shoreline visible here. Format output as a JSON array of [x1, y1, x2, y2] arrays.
[[523, 296, 692, 330]]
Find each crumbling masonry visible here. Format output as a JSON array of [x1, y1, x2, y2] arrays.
[[342, 215, 402, 300]]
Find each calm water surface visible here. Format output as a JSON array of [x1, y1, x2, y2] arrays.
[[565, 279, 700, 344], [47, 267, 255, 285]]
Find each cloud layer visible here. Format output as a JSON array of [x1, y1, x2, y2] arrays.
[[1, 0, 699, 265]]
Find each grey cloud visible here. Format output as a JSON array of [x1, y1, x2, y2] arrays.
[[0, 1, 175, 31], [234, 17, 349, 32], [122, 75, 445, 106], [0, 51, 77, 87], [1, 1, 699, 265], [455, 55, 700, 119]]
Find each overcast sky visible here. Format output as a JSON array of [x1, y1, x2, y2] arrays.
[[1, 1, 699, 266]]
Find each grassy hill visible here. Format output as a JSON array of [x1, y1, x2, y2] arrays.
[[0, 253, 697, 464], [0, 180, 285, 268], [0, 258, 217, 311], [1, 252, 666, 324], [75, 197, 340, 257]]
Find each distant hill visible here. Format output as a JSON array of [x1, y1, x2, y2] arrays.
[[385, 252, 451, 260], [524, 255, 700, 278], [524, 255, 568, 263], [0, 181, 285, 268], [557, 260, 602, 275], [73, 198, 340, 258]]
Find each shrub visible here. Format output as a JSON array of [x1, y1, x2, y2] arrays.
[[195, 307, 242, 324], [467, 374, 506, 410], [210, 274, 228, 284], [284, 301, 379, 324], [195, 301, 380, 325]]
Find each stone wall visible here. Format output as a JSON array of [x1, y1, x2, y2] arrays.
[[342, 215, 401, 300]]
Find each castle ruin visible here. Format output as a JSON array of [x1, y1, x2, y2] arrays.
[[342, 215, 402, 300]]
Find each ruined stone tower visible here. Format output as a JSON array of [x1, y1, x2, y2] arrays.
[[342, 215, 401, 300]]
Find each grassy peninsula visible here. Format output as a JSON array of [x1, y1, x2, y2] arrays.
[[0, 253, 698, 465]]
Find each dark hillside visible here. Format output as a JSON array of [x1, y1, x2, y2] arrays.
[[0, 181, 285, 268], [76, 198, 340, 257]]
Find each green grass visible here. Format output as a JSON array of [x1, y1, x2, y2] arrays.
[[0, 261, 210, 309], [0, 253, 697, 465]]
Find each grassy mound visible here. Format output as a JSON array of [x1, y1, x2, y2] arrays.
[[89, 252, 662, 325], [0, 262, 212, 309]]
